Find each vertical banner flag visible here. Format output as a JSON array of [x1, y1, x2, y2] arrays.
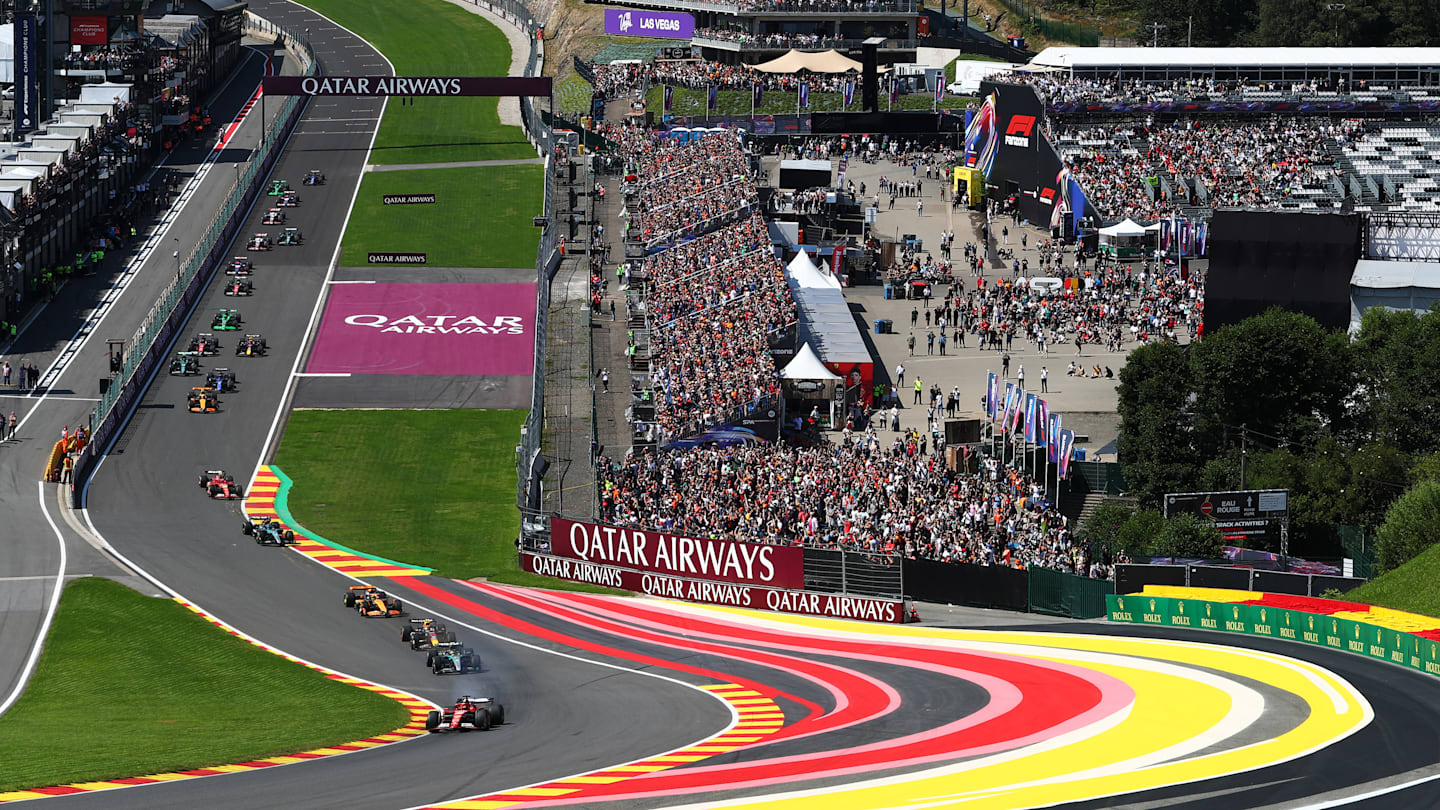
[[844, 80, 855, 107], [935, 79, 945, 102], [664, 85, 674, 112], [986, 372, 998, 419], [1010, 388, 1024, 434], [1048, 412, 1061, 462], [707, 84, 718, 111], [889, 78, 898, 105], [15, 14, 38, 135], [1037, 398, 1049, 447], [799, 82, 809, 109], [1059, 430, 1076, 478], [1024, 394, 1038, 442], [1001, 382, 1016, 430], [752, 82, 763, 110]]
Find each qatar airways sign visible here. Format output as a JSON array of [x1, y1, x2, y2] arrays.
[[306, 283, 536, 375], [521, 552, 906, 624], [550, 517, 804, 589], [262, 75, 553, 97]]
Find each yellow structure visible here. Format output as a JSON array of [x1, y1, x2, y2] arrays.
[[953, 167, 984, 208]]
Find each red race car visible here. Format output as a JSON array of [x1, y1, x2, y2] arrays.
[[197, 469, 244, 499], [425, 695, 506, 732]]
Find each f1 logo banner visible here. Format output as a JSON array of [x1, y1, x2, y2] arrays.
[[604, 9, 694, 39], [550, 516, 804, 589], [14, 14, 37, 135], [1004, 114, 1036, 147], [262, 76, 553, 97]]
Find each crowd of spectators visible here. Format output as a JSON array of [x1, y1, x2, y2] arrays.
[[1059, 119, 1348, 220], [693, 27, 848, 49], [61, 47, 148, 71], [994, 71, 1393, 106], [595, 59, 860, 101], [618, 128, 758, 245], [664, 0, 911, 10]]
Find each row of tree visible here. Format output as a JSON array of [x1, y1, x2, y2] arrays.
[[1115, 306, 1440, 568], [1046, 0, 1439, 48]]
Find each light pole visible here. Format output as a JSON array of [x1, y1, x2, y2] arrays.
[[1144, 21, 1166, 47], [1326, 3, 1346, 46]]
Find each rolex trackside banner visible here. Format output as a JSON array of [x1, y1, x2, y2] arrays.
[[521, 552, 906, 623], [262, 76, 553, 97], [549, 517, 804, 589]]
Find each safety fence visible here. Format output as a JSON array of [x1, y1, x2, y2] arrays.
[[905, 557, 1112, 618], [1115, 563, 1365, 599], [71, 16, 318, 506], [1107, 592, 1440, 679]]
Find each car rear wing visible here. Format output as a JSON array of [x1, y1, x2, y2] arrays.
[[408, 618, 436, 625]]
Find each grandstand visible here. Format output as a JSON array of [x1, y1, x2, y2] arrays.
[[1028, 47, 1440, 84]]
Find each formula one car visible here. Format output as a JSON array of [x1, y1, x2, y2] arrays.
[[187, 386, 220, 413], [246, 233, 273, 251], [198, 470, 244, 499], [277, 191, 300, 208], [205, 367, 238, 392], [402, 618, 455, 650], [188, 333, 220, 355], [304, 169, 325, 185], [212, 309, 243, 331], [228, 256, 253, 275], [425, 642, 480, 675], [224, 279, 253, 297], [242, 515, 297, 546], [425, 696, 505, 732], [278, 227, 303, 246], [235, 334, 267, 357], [262, 208, 286, 225], [343, 585, 403, 617], [267, 179, 290, 196], [169, 351, 201, 376]]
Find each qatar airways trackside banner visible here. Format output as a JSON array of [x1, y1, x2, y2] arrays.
[[521, 552, 906, 624], [549, 517, 804, 589], [306, 283, 535, 375]]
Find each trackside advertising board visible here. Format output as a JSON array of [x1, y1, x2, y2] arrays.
[[1107, 594, 1440, 679], [520, 551, 907, 624], [549, 517, 804, 589]]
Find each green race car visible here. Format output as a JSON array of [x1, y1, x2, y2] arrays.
[[267, 179, 290, 196], [212, 309, 243, 331]]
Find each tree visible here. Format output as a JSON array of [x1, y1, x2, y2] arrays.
[[1080, 500, 1136, 562], [1116, 341, 1197, 508], [1116, 508, 1166, 557], [1350, 306, 1440, 456], [1375, 479, 1440, 572], [1154, 513, 1225, 559]]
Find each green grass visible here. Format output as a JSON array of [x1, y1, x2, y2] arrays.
[[556, 74, 594, 118], [293, 0, 534, 162], [0, 578, 410, 793], [1346, 542, 1440, 618], [275, 410, 622, 593], [646, 86, 977, 118], [340, 165, 543, 268]]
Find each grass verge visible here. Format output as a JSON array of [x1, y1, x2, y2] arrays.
[[0, 578, 410, 793], [276, 409, 624, 593], [1345, 542, 1440, 618], [293, 0, 534, 163], [645, 86, 977, 118], [340, 165, 543, 268]]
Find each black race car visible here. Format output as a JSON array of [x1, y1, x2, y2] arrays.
[[228, 256, 253, 275], [262, 208, 286, 225], [425, 642, 480, 675], [170, 352, 201, 376], [278, 227, 303, 246], [242, 515, 297, 546], [304, 169, 325, 185], [402, 618, 454, 650], [246, 233, 273, 251], [206, 367, 238, 392], [235, 334, 267, 357], [198, 469, 244, 499], [425, 696, 505, 732], [188, 333, 220, 355], [224, 279, 253, 296]]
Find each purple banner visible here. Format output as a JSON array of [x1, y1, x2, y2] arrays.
[[307, 283, 536, 376], [604, 9, 694, 39]]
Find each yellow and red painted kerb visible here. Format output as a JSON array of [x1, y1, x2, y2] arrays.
[[246, 465, 431, 579], [1143, 585, 1440, 641], [0, 600, 434, 804], [416, 683, 787, 810]]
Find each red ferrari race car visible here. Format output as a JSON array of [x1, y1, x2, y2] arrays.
[[224, 279, 253, 296], [197, 469, 243, 499], [188, 333, 220, 356], [343, 585, 403, 617], [425, 696, 506, 733]]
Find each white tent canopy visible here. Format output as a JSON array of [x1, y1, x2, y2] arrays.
[[1098, 218, 1148, 237], [780, 342, 841, 381], [786, 250, 841, 290], [753, 49, 878, 74]]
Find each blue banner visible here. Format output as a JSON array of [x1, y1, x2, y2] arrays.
[[1069, 178, 1086, 234], [843, 81, 854, 107], [664, 85, 674, 113], [707, 84, 717, 111], [799, 83, 809, 109], [15, 14, 38, 135]]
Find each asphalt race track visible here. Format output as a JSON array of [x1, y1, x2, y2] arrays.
[[20, 3, 1440, 809]]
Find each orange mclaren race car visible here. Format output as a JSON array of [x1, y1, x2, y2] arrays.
[[187, 386, 220, 413], [343, 586, 403, 617]]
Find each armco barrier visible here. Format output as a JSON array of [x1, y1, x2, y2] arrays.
[[1107, 593, 1440, 679], [1116, 563, 1364, 597], [71, 16, 317, 506]]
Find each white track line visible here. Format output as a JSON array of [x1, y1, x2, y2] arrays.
[[0, 483, 69, 719]]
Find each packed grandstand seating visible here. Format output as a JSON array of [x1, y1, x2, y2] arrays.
[[618, 128, 759, 245], [993, 71, 1440, 106], [693, 28, 848, 49], [595, 60, 859, 98]]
